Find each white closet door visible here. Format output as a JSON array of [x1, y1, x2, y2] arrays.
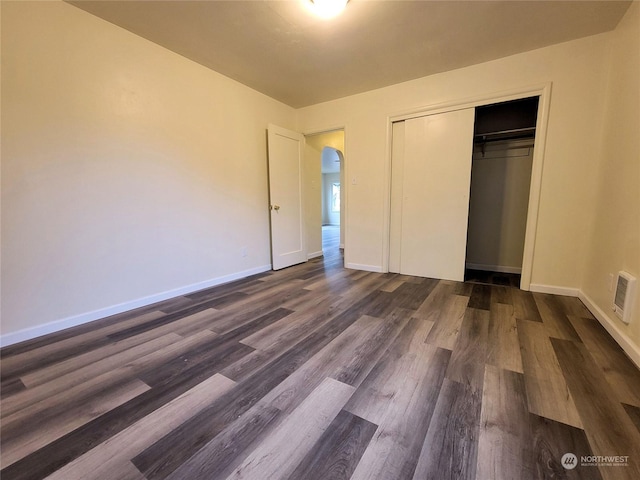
[[388, 121, 405, 273], [399, 108, 475, 281]]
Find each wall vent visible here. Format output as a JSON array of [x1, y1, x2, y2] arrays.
[[613, 271, 636, 324]]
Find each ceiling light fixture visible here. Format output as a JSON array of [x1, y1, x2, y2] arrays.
[[308, 0, 348, 19]]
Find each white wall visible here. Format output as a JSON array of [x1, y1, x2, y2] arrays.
[[1, 1, 296, 343], [583, 3, 640, 348], [298, 32, 610, 282], [322, 172, 341, 225]]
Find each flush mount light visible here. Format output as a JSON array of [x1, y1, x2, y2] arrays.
[[308, 0, 348, 19]]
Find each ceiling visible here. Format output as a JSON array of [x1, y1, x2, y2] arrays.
[[69, 0, 632, 108]]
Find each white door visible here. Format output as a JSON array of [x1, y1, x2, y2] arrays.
[[389, 121, 406, 273], [395, 108, 475, 281], [267, 124, 307, 270]]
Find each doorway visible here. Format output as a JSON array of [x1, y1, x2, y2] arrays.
[[304, 129, 345, 263], [321, 147, 343, 260], [465, 97, 539, 287]]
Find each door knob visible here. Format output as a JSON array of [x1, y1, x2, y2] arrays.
[[271, 205, 280, 211]]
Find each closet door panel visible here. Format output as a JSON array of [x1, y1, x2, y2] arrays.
[[389, 121, 405, 273], [400, 108, 475, 281]]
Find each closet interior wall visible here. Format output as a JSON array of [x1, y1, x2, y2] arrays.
[[465, 139, 534, 274]]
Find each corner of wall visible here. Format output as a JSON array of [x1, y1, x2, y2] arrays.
[[579, 1, 640, 366], [579, 290, 640, 369]]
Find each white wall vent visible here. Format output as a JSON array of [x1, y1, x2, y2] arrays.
[[613, 271, 636, 324]]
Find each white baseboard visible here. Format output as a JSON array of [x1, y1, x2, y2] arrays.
[[527, 284, 640, 368], [6, 269, 638, 370], [529, 284, 581, 297], [579, 291, 640, 369], [345, 262, 383, 273], [0, 264, 272, 348], [307, 250, 323, 260], [465, 263, 522, 274]]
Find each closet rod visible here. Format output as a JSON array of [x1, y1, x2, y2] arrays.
[[474, 126, 536, 138], [474, 128, 535, 157]]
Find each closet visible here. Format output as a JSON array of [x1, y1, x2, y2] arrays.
[[389, 97, 539, 285]]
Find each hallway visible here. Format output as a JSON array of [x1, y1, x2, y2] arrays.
[[322, 225, 341, 262]]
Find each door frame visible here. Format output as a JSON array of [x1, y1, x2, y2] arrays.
[[303, 125, 348, 264], [382, 83, 552, 290]]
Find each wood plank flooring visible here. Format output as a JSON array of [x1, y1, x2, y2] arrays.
[[2, 232, 640, 479]]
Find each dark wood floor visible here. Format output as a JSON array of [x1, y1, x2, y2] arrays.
[[464, 268, 521, 288], [2, 231, 640, 480]]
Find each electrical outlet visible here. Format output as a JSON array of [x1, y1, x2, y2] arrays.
[[241, 247, 248, 258], [608, 273, 614, 292]]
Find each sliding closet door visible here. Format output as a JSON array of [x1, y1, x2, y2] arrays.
[[399, 108, 475, 281], [389, 121, 405, 273]]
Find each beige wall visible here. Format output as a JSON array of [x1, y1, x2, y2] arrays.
[[1, 1, 295, 341], [298, 32, 610, 280], [583, 3, 640, 346]]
